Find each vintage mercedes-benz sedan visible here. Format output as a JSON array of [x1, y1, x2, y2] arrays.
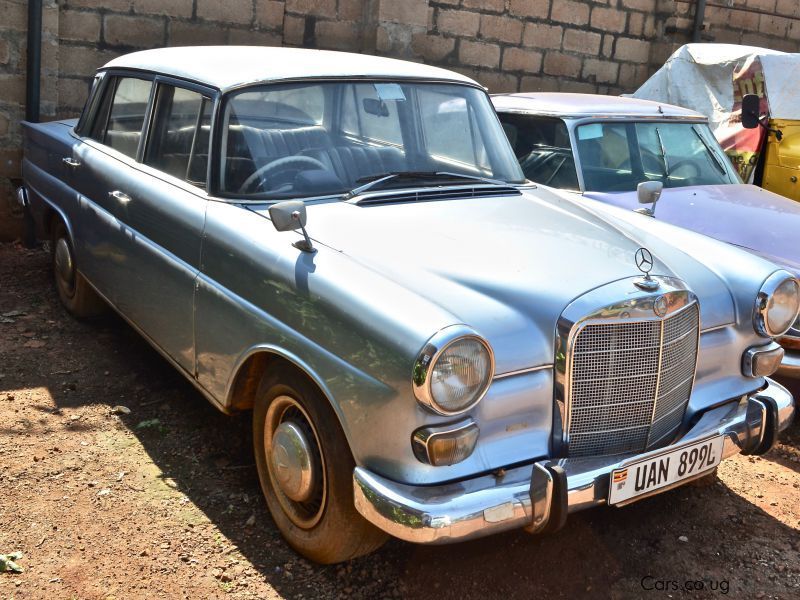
[[19, 47, 797, 563], [493, 92, 800, 378]]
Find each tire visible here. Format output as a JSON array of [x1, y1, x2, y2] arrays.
[[51, 219, 106, 318], [253, 364, 387, 563]]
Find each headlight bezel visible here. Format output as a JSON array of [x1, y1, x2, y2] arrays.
[[412, 325, 495, 416], [754, 271, 800, 338]]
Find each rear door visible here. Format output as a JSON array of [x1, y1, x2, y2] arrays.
[[73, 72, 214, 374], [72, 74, 155, 303]]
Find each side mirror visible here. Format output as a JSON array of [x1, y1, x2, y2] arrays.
[[635, 180, 663, 217], [268, 200, 315, 252], [741, 94, 760, 129], [269, 200, 306, 231]]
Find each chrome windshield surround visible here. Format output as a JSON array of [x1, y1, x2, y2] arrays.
[[754, 270, 800, 338], [554, 277, 700, 458], [412, 325, 495, 417]]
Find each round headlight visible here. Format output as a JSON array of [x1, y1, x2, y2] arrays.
[[754, 271, 800, 338], [413, 327, 494, 416]]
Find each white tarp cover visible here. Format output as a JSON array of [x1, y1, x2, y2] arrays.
[[633, 43, 800, 131]]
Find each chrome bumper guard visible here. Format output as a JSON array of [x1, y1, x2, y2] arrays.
[[353, 378, 794, 544]]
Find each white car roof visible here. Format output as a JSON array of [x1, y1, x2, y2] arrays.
[[102, 46, 479, 91], [491, 92, 706, 120]]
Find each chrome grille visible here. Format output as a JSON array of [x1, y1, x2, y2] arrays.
[[566, 302, 699, 457]]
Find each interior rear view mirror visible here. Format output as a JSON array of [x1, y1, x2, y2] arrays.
[[363, 98, 389, 117], [741, 94, 760, 129]]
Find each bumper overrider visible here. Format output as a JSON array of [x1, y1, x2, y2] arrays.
[[353, 378, 794, 544]]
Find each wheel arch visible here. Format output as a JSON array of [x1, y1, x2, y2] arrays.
[[41, 194, 73, 241], [224, 345, 353, 443]]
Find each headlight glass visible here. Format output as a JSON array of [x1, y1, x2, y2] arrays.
[[430, 339, 492, 413], [413, 329, 494, 415], [756, 272, 800, 338]]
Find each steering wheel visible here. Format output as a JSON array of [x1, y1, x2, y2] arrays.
[[238, 155, 329, 194], [667, 160, 702, 180], [640, 150, 665, 175]]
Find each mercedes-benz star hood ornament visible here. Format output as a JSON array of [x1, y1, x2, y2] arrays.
[[634, 247, 660, 291]]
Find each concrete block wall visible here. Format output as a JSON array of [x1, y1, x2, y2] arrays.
[[1, 0, 799, 240]]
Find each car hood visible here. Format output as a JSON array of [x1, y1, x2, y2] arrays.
[[584, 184, 800, 276], [252, 187, 742, 373]]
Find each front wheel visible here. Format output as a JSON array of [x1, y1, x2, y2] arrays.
[[253, 365, 387, 563]]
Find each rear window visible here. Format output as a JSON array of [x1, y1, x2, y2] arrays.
[[90, 76, 153, 159]]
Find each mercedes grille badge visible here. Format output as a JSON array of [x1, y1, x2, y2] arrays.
[[634, 247, 660, 291], [653, 294, 669, 317]]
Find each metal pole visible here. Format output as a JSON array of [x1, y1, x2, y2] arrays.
[[692, 0, 707, 43], [25, 0, 43, 122]]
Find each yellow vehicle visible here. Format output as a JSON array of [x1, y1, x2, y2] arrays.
[[761, 119, 800, 202]]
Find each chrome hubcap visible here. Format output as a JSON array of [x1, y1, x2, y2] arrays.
[[270, 421, 315, 502], [54, 237, 75, 293], [264, 395, 326, 529]]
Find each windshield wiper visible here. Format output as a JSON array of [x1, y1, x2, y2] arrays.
[[654, 127, 670, 178], [345, 171, 508, 199], [691, 126, 728, 175]]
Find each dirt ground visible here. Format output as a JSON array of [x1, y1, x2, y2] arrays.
[[1, 241, 799, 600]]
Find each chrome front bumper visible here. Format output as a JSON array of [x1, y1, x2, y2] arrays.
[[353, 378, 794, 544]]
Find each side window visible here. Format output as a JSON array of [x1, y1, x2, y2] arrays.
[[499, 113, 579, 190], [144, 84, 213, 186], [90, 76, 153, 159]]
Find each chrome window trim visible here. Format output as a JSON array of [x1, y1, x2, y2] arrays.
[[70, 68, 221, 194], [71, 135, 212, 202], [412, 324, 495, 417], [753, 270, 800, 338]]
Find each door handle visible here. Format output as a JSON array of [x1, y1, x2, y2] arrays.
[[108, 190, 132, 203], [62, 157, 81, 167]]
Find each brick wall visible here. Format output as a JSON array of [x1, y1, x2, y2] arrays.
[[1, 0, 799, 239]]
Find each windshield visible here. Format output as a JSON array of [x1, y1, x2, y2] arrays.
[[219, 81, 525, 199], [574, 121, 740, 193]]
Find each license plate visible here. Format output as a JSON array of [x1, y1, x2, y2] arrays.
[[608, 436, 724, 505]]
